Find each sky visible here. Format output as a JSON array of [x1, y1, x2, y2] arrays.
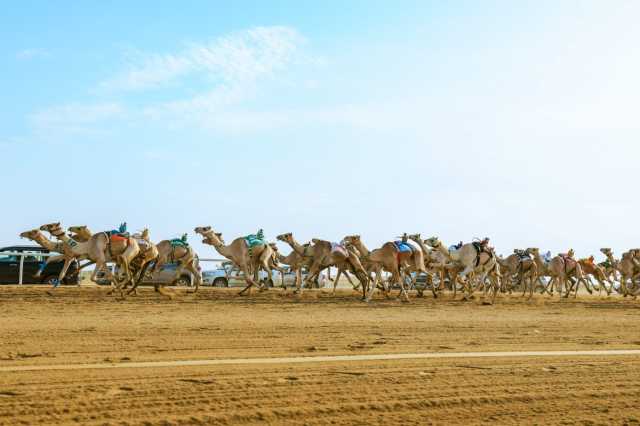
[[1, 0, 639, 260]]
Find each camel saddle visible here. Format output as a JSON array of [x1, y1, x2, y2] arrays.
[[514, 249, 530, 261], [560, 254, 577, 272], [394, 241, 414, 253], [244, 229, 265, 248], [472, 240, 493, 266], [170, 233, 189, 248], [331, 242, 349, 258]]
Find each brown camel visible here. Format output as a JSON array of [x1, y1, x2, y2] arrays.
[[69, 226, 170, 293], [272, 241, 312, 290], [18, 229, 91, 284], [529, 248, 588, 298], [343, 235, 432, 301], [425, 237, 500, 303], [40, 222, 140, 296], [577, 256, 612, 296], [277, 233, 370, 300], [195, 226, 272, 295], [144, 236, 202, 295], [495, 250, 538, 299], [66, 225, 161, 295], [601, 248, 639, 297]]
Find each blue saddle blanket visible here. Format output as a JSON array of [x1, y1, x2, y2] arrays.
[[394, 241, 413, 253]]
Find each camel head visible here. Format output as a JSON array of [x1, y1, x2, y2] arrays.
[[19, 229, 41, 240], [407, 233, 421, 243], [276, 233, 294, 244], [132, 228, 150, 241], [424, 237, 441, 248], [68, 225, 92, 241], [268, 242, 279, 252], [600, 248, 612, 256], [194, 226, 223, 246], [40, 222, 61, 233], [194, 226, 211, 234], [527, 247, 540, 256], [342, 235, 361, 245]]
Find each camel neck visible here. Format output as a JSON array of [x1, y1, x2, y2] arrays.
[[33, 233, 57, 251], [355, 241, 370, 256], [289, 240, 306, 256]]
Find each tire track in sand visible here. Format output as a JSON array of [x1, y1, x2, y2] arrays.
[[3, 349, 640, 372]]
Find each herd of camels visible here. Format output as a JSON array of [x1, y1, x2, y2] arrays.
[[16, 222, 640, 304]]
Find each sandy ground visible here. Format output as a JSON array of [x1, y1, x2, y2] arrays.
[[1, 286, 640, 425]]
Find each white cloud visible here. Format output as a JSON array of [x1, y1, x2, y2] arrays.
[[98, 26, 304, 92], [29, 102, 125, 134], [16, 48, 49, 60]]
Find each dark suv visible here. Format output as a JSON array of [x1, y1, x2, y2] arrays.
[[0, 246, 79, 285]]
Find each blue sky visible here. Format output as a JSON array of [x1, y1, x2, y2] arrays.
[[2, 1, 639, 259]]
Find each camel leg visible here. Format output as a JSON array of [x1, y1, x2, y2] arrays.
[[55, 258, 74, 286], [187, 260, 202, 293], [365, 272, 378, 302], [300, 261, 323, 294], [545, 277, 555, 296], [343, 271, 359, 290], [458, 265, 474, 301], [238, 263, 259, 296], [128, 260, 152, 295], [35, 254, 64, 278], [332, 268, 343, 295]]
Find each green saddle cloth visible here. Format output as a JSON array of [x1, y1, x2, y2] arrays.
[[170, 234, 189, 248], [244, 229, 265, 248]]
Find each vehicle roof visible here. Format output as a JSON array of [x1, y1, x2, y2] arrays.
[[0, 245, 49, 253]]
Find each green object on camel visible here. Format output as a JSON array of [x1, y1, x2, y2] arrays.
[[245, 229, 265, 257], [170, 233, 189, 248], [244, 229, 265, 248]]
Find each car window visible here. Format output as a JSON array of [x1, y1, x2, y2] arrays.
[[0, 254, 18, 262], [25, 254, 47, 263]]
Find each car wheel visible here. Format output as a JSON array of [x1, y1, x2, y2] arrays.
[[173, 276, 191, 287], [213, 277, 228, 288], [43, 276, 58, 286]]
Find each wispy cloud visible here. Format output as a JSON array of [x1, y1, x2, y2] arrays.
[[29, 26, 317, 136], [29, 102, 125, 135], [98, 26, 305, 92], [16, 48, 49, 60]]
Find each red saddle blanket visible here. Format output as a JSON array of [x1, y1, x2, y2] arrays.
[[110, 234, 129, 244]]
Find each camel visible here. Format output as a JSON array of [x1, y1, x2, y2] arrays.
[[528, 248, 589, 298], [40, 222, 140, 296], [67, 225, 173, 296], [342, 235, 433, 301], [424, 237, 500, 303], [18, 229, 91, 284], [277, 233, 370, 300], [195, 226, 274, 295], [342, 235, 401, 300], [577, 256, 612, 296], [67, 226, 161, 295], [495, 250, 538, 299], [407, 234, 465, 297], [272, 241, 312, 290], [144, 236, 202, 295], [601, 248, 640, 297]]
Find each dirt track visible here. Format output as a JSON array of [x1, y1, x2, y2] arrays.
[[1, 286, 640, 425]]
